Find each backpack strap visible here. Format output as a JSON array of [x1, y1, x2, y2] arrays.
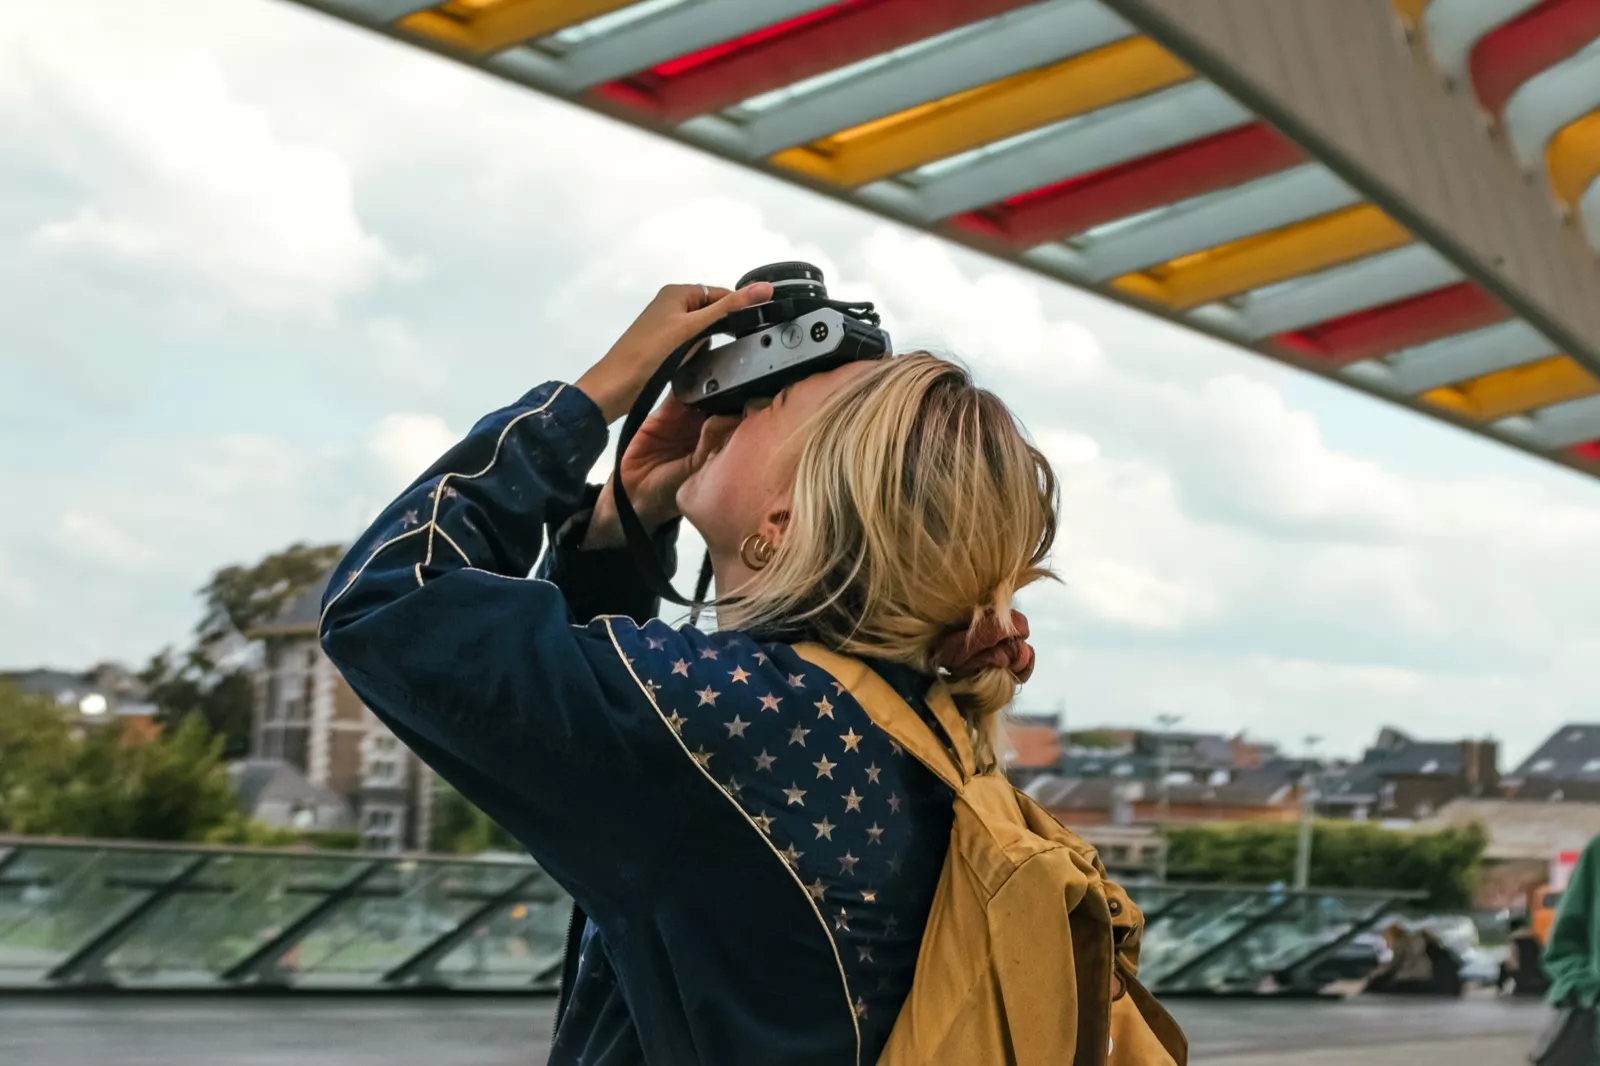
[[793, 644, 974, 792]]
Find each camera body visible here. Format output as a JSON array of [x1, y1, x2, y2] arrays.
[[671, 262, 891, 415]]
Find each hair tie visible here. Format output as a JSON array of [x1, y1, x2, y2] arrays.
[[936, 609, 1035, 684]]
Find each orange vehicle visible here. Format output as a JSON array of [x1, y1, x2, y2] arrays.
[[1530, 882, 1562, 945]]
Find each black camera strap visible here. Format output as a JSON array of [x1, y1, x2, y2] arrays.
[[610, 329, 715, 608]]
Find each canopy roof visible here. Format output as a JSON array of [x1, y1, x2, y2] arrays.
[[286, 0, 1600, 481]]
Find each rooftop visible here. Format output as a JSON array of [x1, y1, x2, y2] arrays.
[[1507, 724, 1600, 783], [1415, 798, 1600, 862]]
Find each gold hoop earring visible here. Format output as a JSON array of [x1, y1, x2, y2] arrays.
[[739, 533, 776, 571]]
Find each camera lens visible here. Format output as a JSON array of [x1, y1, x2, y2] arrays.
[[738, 261, 827, 302]]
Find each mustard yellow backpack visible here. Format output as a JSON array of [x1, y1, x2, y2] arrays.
[[797, 645, 1187, 1066]]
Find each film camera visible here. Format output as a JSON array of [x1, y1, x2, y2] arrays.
[[672, 262, 892, 414]]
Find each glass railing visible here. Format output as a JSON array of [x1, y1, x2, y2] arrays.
[[1125, 882, 1423, 994], [0, 838, 570, 991], [0, 837, 1421, 993]]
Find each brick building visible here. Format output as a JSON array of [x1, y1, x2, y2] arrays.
[[1022, 774, 1299, 828], [999, 711, 1063, 786], [250, 573, 434, 852], [1317, 727, 1499, 822]]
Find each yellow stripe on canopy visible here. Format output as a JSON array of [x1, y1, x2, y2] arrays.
[[1547, 109, 1600, 208], [1111, 205, 1412, 311], [1422, 354, 1599, 421], [770, 37, 1192, 188], [401, 0, 638, 55]]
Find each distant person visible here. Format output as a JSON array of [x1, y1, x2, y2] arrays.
[[319, 280, 1186, 1064], [1365, 922, 1462, 997], [1534, 837, 1600, 1064], [1498, 914, 1548, 998]]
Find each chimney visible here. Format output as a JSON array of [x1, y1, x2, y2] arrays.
[[1460, 738, 1501, 793]]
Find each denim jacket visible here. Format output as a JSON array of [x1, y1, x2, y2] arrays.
[[320, 382, 954, 1066]]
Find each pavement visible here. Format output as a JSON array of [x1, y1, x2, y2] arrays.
[[0, 993, 1551, 1065]]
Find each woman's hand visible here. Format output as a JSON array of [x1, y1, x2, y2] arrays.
[[585, 396, 728, 547], [575, 281, 774, 424]]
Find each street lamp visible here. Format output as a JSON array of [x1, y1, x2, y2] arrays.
[[1154, 713, 1182, 883], [1293, 734, 1322, 891]]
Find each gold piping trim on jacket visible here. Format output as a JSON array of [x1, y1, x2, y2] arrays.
[[600, 619, 863, 1066]]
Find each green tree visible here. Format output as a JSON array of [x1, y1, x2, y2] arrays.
[[0, 682, 79, 834], [1165, 820, 1487, 908], [198, 541, 346, 646], [54, 715, 235, 841], [0, 683, 240, 842], [430, 783, 519, 855], [1064, 729, 1124, 750], [143, 542, 344, 758]]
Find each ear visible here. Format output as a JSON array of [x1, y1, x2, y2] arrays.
[[757, 503, 791, 548]]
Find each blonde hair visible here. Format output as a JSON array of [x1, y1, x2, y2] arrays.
[[720, 354, 1058, 771]]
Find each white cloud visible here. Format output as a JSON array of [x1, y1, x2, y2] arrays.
[[367, 413, 458, 492], [363, 318, 452, 392], [2, 17, 413, 316], [56, 510, 156, 571], [0, 552, 32, 611]]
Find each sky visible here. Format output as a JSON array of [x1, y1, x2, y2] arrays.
[[3, 0, 1599, 763]]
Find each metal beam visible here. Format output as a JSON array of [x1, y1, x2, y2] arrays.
[[308, 0, 436, 21], [490, 0, 840, 94], [1076, 165, 1360, 281], [1424, 0, 1541, 83], [366, 0, 437, 19], [1154, 895, 1298, 991], [1227, 245, 1464, 340], [380, 869, 542, 986], [1505, 49, 1600, 169], [1136, 890, 1192, 927], [1365, 319, 1558, 395], [220, 861, 385, 985], [46, 855, 211, 986], [680, 1, 1134, 159], [1272, 897, 1402, 989], [1511, 391, 1600, 448], [873, 82, 1251, 223]]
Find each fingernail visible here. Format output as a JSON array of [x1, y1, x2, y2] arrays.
[[742, 281, 774, 300]]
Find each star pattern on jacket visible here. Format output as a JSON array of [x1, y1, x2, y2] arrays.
[[615, 619, 954, 1048]]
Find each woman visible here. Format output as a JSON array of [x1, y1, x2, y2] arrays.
[[319, 281, 1062, 1064]]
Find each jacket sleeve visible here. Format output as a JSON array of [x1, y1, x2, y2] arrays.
[[319, 381, 682, 910], [536, 482, 682, 626]]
